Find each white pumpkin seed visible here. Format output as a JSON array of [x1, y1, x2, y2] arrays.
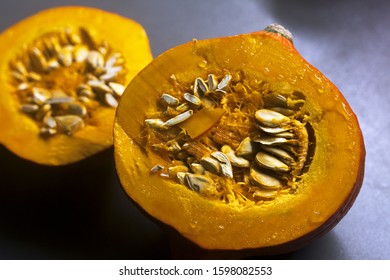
[[161, 93, 179, 106], [163, 110, 193, 127], [255, 109, 290, 127]]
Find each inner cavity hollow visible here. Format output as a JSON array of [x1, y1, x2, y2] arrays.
[[9, 27, 127, 137], [142, 71, 315, 206]]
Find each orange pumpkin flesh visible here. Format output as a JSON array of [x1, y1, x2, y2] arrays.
[[0, 6, 152, 165], [114, 25, 365, 254]]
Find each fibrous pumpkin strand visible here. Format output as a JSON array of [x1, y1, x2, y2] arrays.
[[9, 27, 127, 137], [144, 72, 311, 204]]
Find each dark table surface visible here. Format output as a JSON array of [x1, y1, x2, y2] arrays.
[[0, 0, 389, 260]]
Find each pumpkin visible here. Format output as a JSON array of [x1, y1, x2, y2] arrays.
[[0, 6, 152, 165], [114, 24, 365, 256]]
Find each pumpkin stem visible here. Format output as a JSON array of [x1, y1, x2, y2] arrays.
[[264, 24, 293, 43]]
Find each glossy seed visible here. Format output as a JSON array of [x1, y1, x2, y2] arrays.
[[87, 50, 104, 69], [74, 45, 89, 62], [145, 118, 166, 129], [184, 173, 213, 192], [200, 156, 221, 175], [105, 52, 122, 67], [211, 151, 233, 178], [20, 104, 39, 114], [32, 88, 50, 105], [108, 82, 125, 97], [250, 167, 282, 190], [207, 74, 218, 91], [88, 80, 113, 94], [161, 93, 180, 106], [252, 135, 290, 146], [29, 47, 47, 72], [216, 74, 231, 92], [257, 124, 291, 134], [235, 137, 256, 157], [261, 146, 295, 164], [150, 164, 164, 173], [255, 152, 290, 172], [45, 96, 74, 105], [104, 93, 118, 108], [255, 109, 290, 127], [67, 103, 87, 117], [55, 115, 84, 135], [163, 110, 193, 127], [194, 77, 208, 96], [183, 92, 202, 106], [43, 116, 57, 129], [58, 45, 74, 67]]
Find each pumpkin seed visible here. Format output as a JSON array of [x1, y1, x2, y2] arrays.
[[58, 45, 74, 67], [87, 50, 104, 69], [163, 110, 193, 127], [255, 109, 290, 127], [255, 152, 290, 172], [211, 151, 233, 178], [184, 173, 213, 193], [20, 104, 39, 114], [207, 74, 218, 91], [151, 164, 164, 173], [200, 156, 221, 175], [45, 96, 74, 104], [104, 93, 118, 108], [145, 118, 167, 129], [261, 146, 295, 164], [74, 45, 89, 62], [161, 93, 180, 106], [67, 102, 87, 117], [250, 167, 282, 190], [109, 82, 125, 97], [183, 92, 202, 107], [235, 137, 256, 157], [194, 77, 208, 96], [216, 74, 231, 92], [55, 115, 84, 135]]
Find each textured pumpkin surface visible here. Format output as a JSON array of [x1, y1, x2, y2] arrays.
[[0, 6, 152, 165], [114, 26, 365, 252]]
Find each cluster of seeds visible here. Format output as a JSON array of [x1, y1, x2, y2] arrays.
[[10, 27, 126, 136], [144, 72, 311, 204]]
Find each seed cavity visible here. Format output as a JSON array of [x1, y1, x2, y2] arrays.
[[9, 27, 127, 137], [142, 72, 312, 206]]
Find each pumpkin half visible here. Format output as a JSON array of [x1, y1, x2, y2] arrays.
[[114, 24, 365, 254], [0, 6, 152, 165]]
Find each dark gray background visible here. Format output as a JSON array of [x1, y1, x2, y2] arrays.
[[0, 0, 389, 259]]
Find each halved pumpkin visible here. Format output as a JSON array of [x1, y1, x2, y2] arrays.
[[114, 24, 365, 254], [0, 6, 152, 165]]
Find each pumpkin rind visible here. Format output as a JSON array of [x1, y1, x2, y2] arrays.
[[0, 6, 152, 165], [114, 26, 365, 252]]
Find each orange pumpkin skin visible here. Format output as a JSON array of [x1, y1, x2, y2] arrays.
[[0, 6, 152, 165], [114, 25, 365, 256]]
